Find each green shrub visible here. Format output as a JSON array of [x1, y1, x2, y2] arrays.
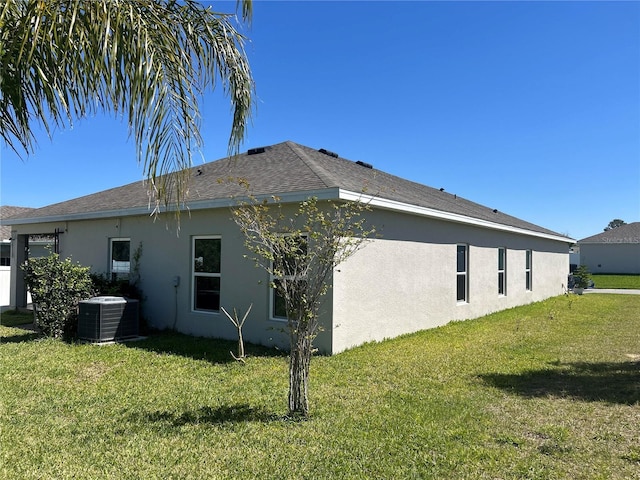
[[90, 273, 142, 300], [22, 253, 94, 338], [573, 265, 592, 289]]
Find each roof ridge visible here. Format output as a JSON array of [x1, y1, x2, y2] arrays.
[[286, 142, 338, 189], [579, 221, 640, 243]]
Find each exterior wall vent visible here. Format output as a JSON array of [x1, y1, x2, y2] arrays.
[[356, 160, 373, 169], [319, 148, 338, 158], [78, 296, 139, 342], [248, 147, 267, 155]]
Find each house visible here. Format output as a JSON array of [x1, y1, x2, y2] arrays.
[[1, 206, 56, 308], [578, 222, 640, 274], [4, 141, 574, 353]]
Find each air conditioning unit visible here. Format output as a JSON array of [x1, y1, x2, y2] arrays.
[[78, 296, 139, 342]]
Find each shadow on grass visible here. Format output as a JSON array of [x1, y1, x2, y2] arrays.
[[134, 404, 285, 426], [480, 361, 639, 405], [0, 331, 39, 344], [127, 330, 288, 365]]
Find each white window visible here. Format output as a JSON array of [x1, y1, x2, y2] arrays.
[[525, 250, 532, 291], [192, 236, 221, 312], [498, 247, 507, 296], [110, 238, 130, 280], [270, 234, 307, 321], [456, 244, 468, 303]]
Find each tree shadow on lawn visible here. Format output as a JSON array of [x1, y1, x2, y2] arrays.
[[0, 330, 40, 344], [127, 330, 288, 365], [480, 361, 639, 405], [133, 403, 285, 426]]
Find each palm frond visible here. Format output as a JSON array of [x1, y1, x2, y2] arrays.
[[0, 0, 254, 214]]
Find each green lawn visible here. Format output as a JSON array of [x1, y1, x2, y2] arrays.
[[0, 310, 34, 328], [592, 274, 640, 290], [1, 295, 639, 479]]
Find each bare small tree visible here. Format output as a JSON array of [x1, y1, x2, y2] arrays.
[[231, 195, 375, 417], [221, 304, 252, 363]]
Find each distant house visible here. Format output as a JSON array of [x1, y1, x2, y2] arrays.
[[578, 222, 640, 274], [4, 141, 574, 353]]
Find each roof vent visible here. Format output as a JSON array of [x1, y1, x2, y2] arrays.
[[248, 147, 266, 155], [493, 209, 499, 213], [319, 148, 338, 158], [356, 160, 373, 169], [439, 187, 445, 192]]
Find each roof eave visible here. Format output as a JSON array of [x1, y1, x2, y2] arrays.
[[2, 188, 344, 226], [339, 189, 575, 244], [3, 187, 574, 244]]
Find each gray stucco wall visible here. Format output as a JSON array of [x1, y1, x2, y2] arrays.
[[579, 243, 640, 274], [331, 210, 570, 353], [10, 205, 570, 354], [10, 210, 330, 352]]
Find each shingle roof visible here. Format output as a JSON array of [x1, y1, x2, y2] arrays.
[[4, 141, 568, 239], [1, 206, 35, 240], [578, 222, 640, 244]]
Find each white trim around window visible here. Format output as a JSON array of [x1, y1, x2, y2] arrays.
[[109, 237, 130, 280], [525, 249, 532, 291], [192, 235, 222, 313], [269, 233, 308, 322], [456, 244, 468, 304], [498, 247, 507, 296]]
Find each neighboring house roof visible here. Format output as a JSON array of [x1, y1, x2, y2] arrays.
[[578, 222, 640, 244], [0, 206, 35, 240], [3, 141, 571, 242]]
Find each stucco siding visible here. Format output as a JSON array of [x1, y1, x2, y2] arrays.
[[8, 205, 569, 355], [9, 211, 332, 352], [580, 244, 640, 274], [331, 211, 569, 353]]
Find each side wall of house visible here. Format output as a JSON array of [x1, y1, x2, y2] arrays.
[[10, 206, 569, 355], [579, 243, 640, 274], [331, 210, 570, 353], [10, 210, 333, 352]]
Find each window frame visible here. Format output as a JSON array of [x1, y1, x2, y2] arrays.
[[269, 233, 308, 322], [525, 249, 532, 291], [498, 247, 507, 296], [109, 237, 130, 281], [191, 235, 222, 313], [456, 244, 468, 304]]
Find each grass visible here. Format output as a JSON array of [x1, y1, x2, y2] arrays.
[[592, 274, 640, 290], [1, 295, 639, 479], [0, 310, 33, 327]]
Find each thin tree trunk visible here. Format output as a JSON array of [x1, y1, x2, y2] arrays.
[[288, 333, 312, 417]]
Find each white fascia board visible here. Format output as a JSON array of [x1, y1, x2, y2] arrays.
[[1, 206, 155, 226], [4, 187, 574, 244], [3, 188, 343, 226], [338, 189, 575, 244]]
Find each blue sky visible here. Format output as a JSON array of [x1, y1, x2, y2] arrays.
[[1, 1, 638, 240]]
